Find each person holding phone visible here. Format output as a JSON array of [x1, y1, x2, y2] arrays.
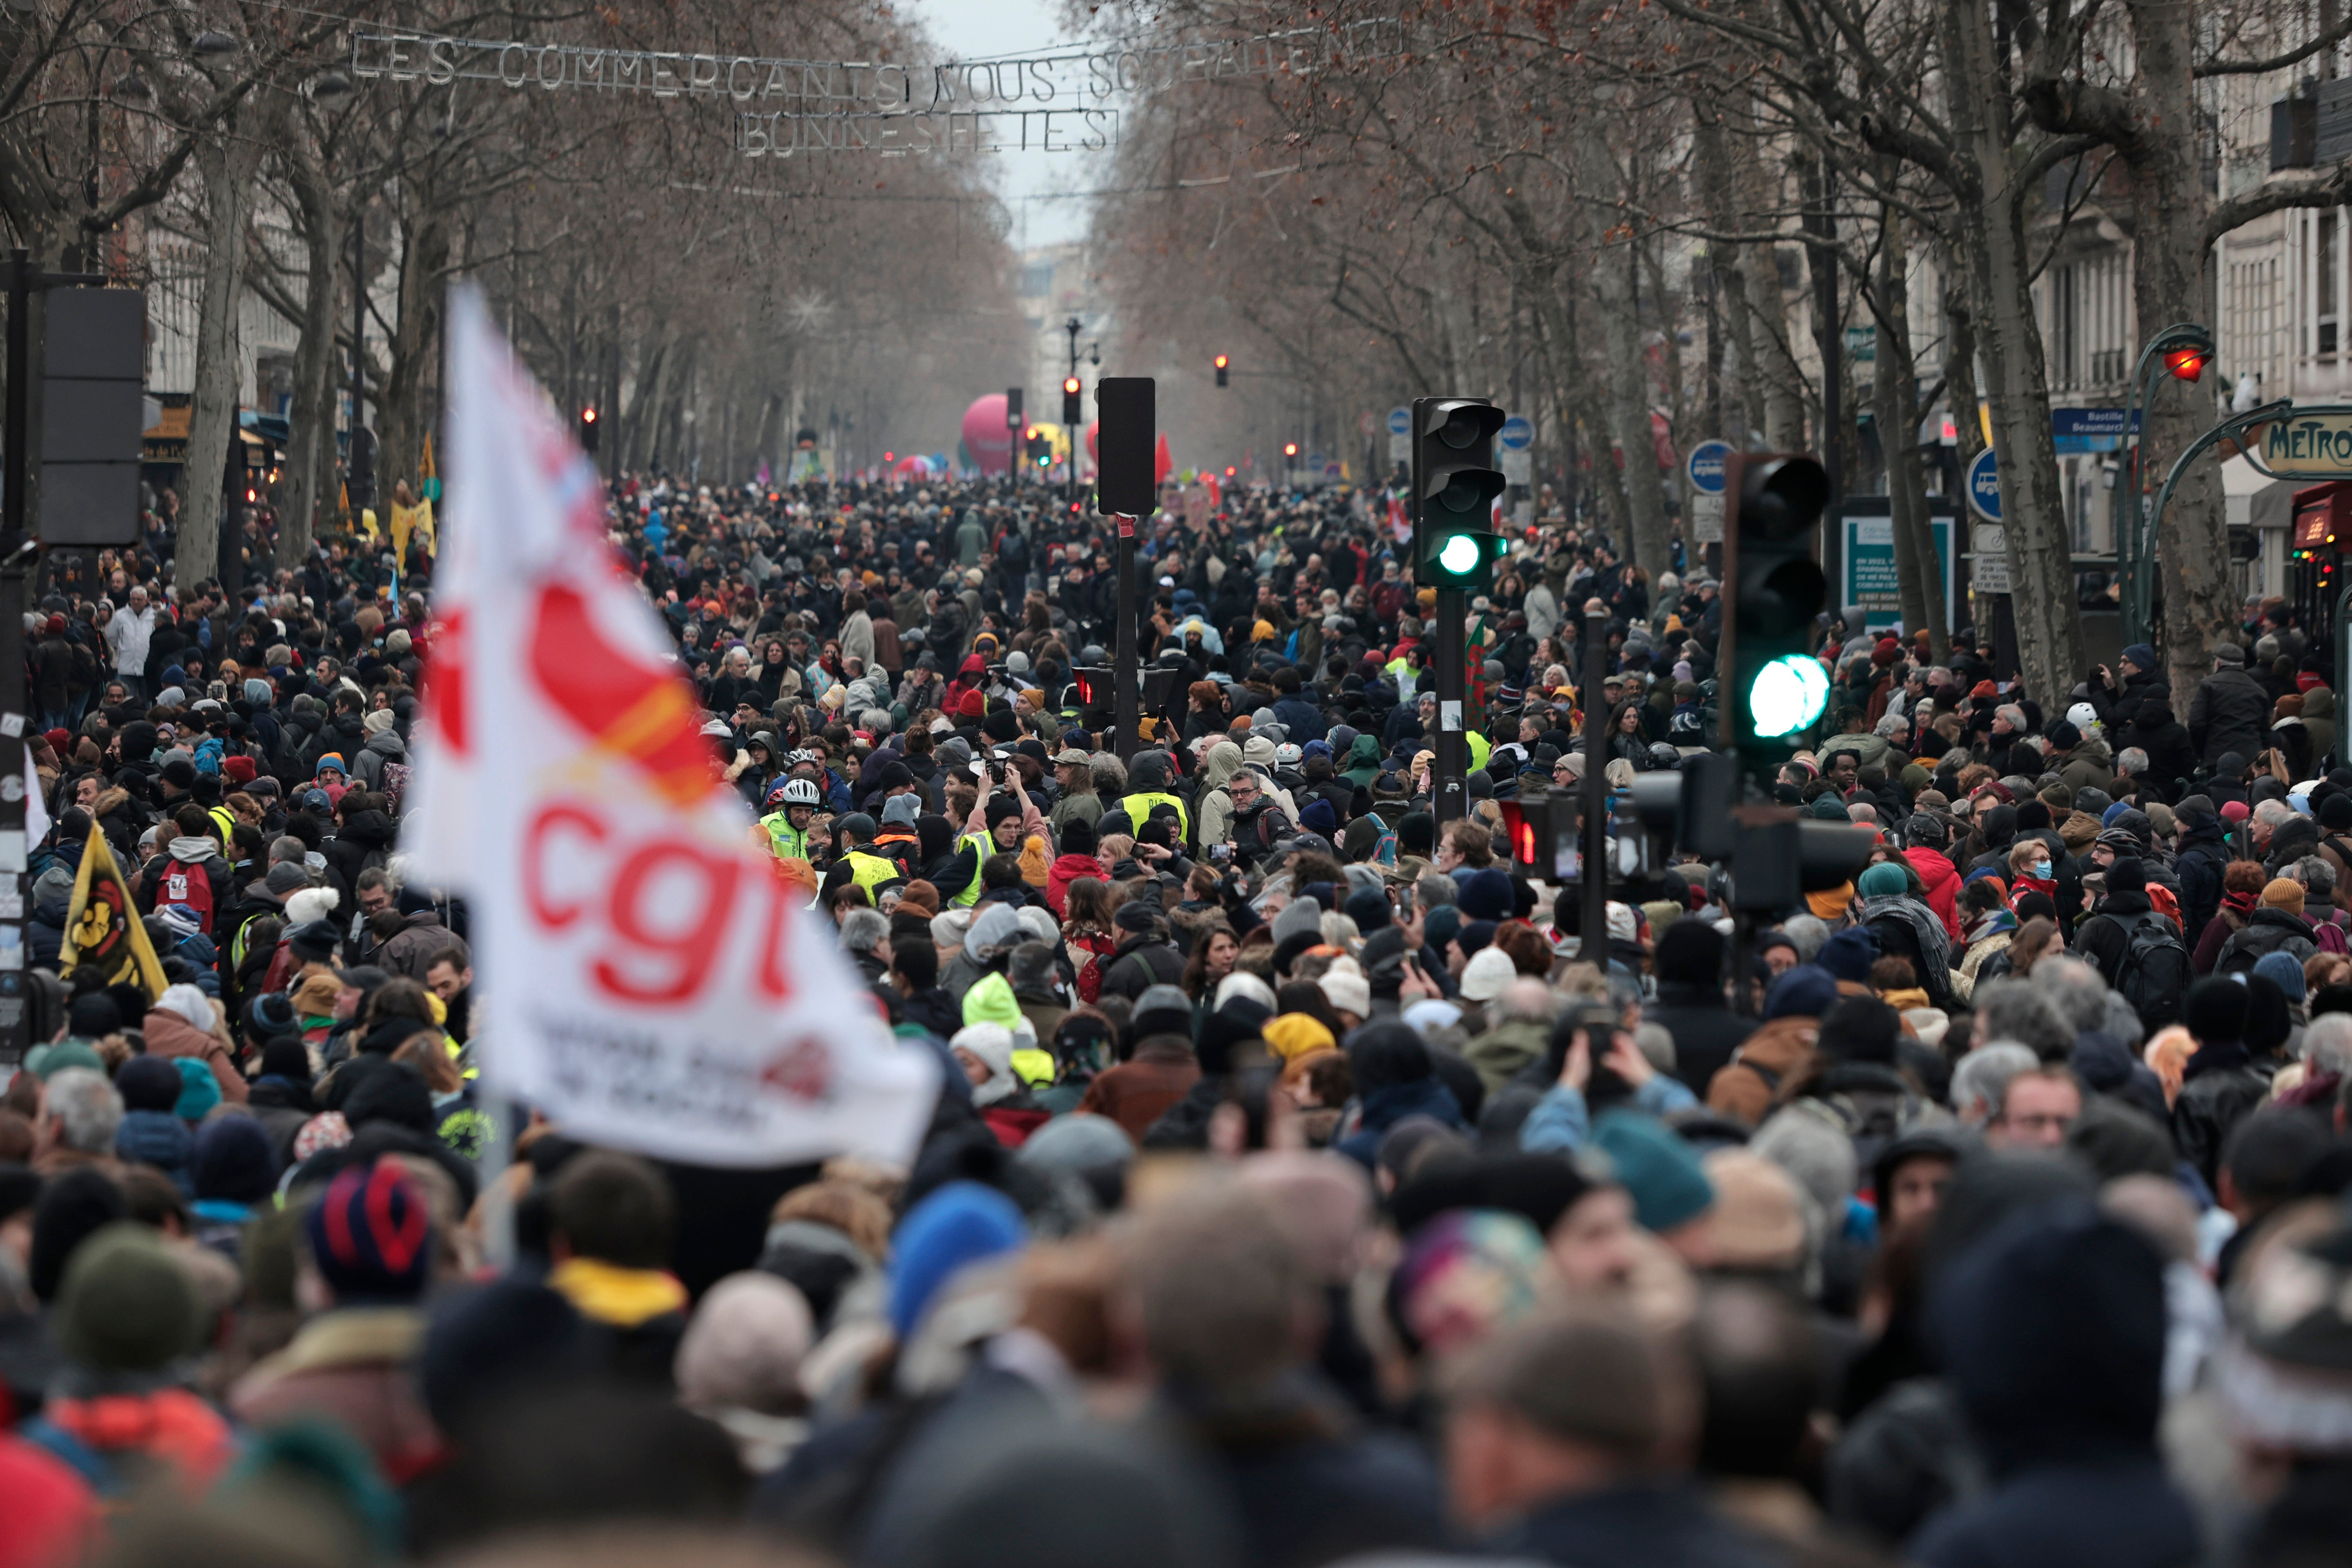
[[1518, 1011, 1697, 1155]]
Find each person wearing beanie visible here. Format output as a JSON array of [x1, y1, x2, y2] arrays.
[[1705, 965, 1838, 1126], [1045, 816, 1104, 917], [672, 1271, 817, 1474], [231, 1157, 442, 1482], [2173, 977, 2272, 1185], [1914, 1201, 2193, 1568], [1078, 988, 1201, 1141], [949, 1019, 1050, 1148], [1642, 919, 1755, 1093], [887, 1181, 1027, 1343], [26, 1223, 233, 1493], [189, 1116, 279, 1253], [111, 1054, 195, 1194], [2212, 876, 2319, 976], [141, 981, 247, 1106]]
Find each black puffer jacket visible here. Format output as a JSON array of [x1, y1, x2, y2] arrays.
[[2214, 906, 2317, 975], [2173, 1044, 2274, 1185], [2188, 665, 2272, 770], [322, 808, 398, 902]]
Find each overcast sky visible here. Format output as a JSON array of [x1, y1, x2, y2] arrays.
[[906, 0, 1095, 249]]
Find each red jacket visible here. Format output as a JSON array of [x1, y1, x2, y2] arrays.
[[1046, 853, 1104, 918], [1904, 846, 1963, 942]]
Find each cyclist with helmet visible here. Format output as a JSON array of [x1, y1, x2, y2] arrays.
[[760, 777, 822, 862]]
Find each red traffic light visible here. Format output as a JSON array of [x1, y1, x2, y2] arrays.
[[1213, 355, 1228, 370], [1224, 466, 1237, 477], [1063, 376, 1081, 395], [1283, 442, 1299, 457], [2163, 345, 2212, 382], [581, 406, 597, 423]]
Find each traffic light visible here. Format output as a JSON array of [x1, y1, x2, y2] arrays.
[[2164, 343, 2212, 382], [1071, 666, 1114, 727], [1411, 397, 1508, 592], [347, 426, 377, 509], [1720, 453, 1831, 777], [1025, 427, 1051, 468], [579, 405, 598, 453], [1213, 354, 1229, 388], [1063, 376, 1082, 424], [1283, 442, 1299, 461]]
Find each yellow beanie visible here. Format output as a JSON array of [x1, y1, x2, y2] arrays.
[[1263, 1012, 1337, 1061]]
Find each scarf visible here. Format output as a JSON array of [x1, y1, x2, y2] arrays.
[[2221, 888, 2259, 920], [549, 1256, 689, 1328], [2006, 873, 2056, 910]]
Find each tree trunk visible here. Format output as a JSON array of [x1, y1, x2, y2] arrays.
[[279, 131, 340, 571], [1940, 0, 2085, 707], [177, 124, 265, 596], [1690, 105, 1760, 445], [1577, 122, 1671, 580], [2120, 0, 2234, 712], [1877, 205, 1950, 658], [378, 204, 449, 502]]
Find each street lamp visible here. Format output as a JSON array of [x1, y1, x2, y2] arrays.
[[2113, 322, 2216, 646]]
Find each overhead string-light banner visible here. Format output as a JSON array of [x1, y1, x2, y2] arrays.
[[347, 15, 1405, 155]]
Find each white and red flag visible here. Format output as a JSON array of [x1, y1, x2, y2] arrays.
[[404, 288, 937, 1167]]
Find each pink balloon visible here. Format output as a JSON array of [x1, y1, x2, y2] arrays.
[[1085, 420, 1098, 462], [962, 394, 1014, 475]]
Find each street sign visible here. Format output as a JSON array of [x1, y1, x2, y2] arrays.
[[1387, 405, 1411, 463], [1839, 507, 1955, 633], [2247, 407, 2352, 478], [1972, 523, 2011, 594], [1845, 325, 1876, 363], [1686, 440, 1732, 495], [1498, 415, 1533, 450], [1965, 447, 2002, 522], [1690, 492, 1726, 543], [2051, 407, 2138, 453]]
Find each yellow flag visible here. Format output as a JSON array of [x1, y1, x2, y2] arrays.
[[59, 822, 168, 1002]]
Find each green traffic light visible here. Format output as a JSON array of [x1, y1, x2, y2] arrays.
[[1436, 533, 1482, 576], [1747, 654, 1829, 738]]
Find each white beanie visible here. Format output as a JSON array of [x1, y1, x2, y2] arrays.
[[1317, 959, 1370, 1020], [154, 983, 216, 1034], [949, 1023, 1016, 1106], [1459, 946, 1519, 1004]]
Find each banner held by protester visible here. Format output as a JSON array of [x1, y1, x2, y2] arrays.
[[404, 286, 938, 1168], [58, 818, 168, 1000]]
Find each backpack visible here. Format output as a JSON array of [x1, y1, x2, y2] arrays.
[[2112, 910, 2190, 1028], [153, 854, 217, 935]]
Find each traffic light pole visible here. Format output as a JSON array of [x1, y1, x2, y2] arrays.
[[1432, 586, 1466, 826], [1579, 609, 1609, 965], [1113, 516, 1138, 762]]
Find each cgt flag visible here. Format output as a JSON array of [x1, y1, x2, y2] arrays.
[[402, 285, 938, 1169], [59, 821, 167, 1001]]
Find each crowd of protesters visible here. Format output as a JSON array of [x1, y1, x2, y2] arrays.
[[0, 466, 2349, 1568]]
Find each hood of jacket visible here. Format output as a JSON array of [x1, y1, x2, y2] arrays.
[[166, 835, 216, 862], [115, 1108, 193, 1172], [143, 1007, 217, 1060], [362, 729, 407, 760], [1199, 741, 1246, 791], [337, 809, 396, 849]]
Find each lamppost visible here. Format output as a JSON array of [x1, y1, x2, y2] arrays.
[[2112, 322, 2215, 647]]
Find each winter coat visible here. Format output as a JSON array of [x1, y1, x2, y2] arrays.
[[1099, 935, 1185, 1000], [1077, 1036, 1200, 1141], [1856, 893, 1956, 1006], [144, 1006, 248, 1104], [1642, 986, 1756, 1095], [2173, 1044, 2274, 1185], [2301, 686, 2338, 769], [1705, 1016, 1818, 1127], [1463, 1017, 1551, 1096], [230, 1307, 440, 1485], [1497, 1483, 1775, 1568], [322, 810, 398, 901], [372, 909, 454, 980], [352, 729, 407, 792], [2173, 823, 2230, 943], [2187, 666, 2272, 770], [2213, 907, 2317, 974], [1903, 845, 1964, 940], [1335, 1076, 1464, 1169], [1044, 853, 1104, 918]]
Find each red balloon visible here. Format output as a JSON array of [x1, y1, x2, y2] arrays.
[[961, 395, 1015, 475]]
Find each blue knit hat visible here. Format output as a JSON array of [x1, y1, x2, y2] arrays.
[[1817, 925, 1880, 983], [2121, 643, 2158, 673], [1592, 1111, 1715, 1234], [888, 1181, 1026, 1340], [1764, 963, 1841, 1021], [2253, 949, 2309, 1003], [304, 1159, 433, 1302], [172, 1057, 221, 1121]]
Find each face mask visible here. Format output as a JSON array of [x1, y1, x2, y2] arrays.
[[2032, 860, 2052, 879]]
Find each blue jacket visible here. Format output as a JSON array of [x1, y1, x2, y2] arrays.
[[1519, 1075, 1696, 1155]]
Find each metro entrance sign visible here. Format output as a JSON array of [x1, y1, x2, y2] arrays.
[[2245, 406, 2352, 479]]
